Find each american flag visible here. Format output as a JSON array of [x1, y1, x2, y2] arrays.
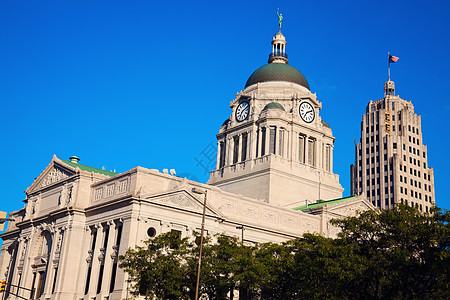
[[389, 55, 399, 63]]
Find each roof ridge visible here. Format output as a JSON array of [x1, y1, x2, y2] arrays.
[[292, 195, 358, 211], [60, 159, 117, 177]]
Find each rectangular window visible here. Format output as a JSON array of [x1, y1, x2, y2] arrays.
[[308, 139, 315, 166], [256, 130, 259, 157], [241, 133, 248, 161], [219, 141, 226, 168], [233, 136, 239, 164], [269, 127, 276, 154], [261, 128, 266, 155]]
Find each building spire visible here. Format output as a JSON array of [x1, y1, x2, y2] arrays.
[[384, 80, 395, 96]]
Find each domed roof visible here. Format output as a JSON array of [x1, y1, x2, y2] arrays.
[[245, 63, 310, 90], [262, 102, 285, 111], [321, 119, 330, 128]]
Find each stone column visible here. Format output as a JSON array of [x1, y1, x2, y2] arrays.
[[304, 136, 309, 165], [114, 214, 139, 300], [249, 127, 256, 160], [42, 229, 58, 297], [215, 140, 221, 170], [225, 137, 233, 166], [265, 127, 270, 156], [330, 145, 334, 173], [316, 140, 320, 168], [49, 228, 65, 298], [56, 216, 90, 299], [284, 129, 289, 159], [87, 223, 103, 296], [99, 221, 116, 296]]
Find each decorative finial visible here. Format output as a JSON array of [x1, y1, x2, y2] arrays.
[[277, 8, 283, 31]]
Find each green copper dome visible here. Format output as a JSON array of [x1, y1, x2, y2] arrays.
[[262, 102, 285, 111], [321, 119, 330, 128], [245, 63, 310, 90]]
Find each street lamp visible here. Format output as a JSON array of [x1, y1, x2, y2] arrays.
[[192, 187, 207, 300]]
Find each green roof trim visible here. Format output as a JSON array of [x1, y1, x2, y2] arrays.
[[61, 159, 117, 177], [292, 195, 358, 211]]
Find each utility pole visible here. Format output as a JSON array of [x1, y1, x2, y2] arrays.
[[192, 187, 208, 300]]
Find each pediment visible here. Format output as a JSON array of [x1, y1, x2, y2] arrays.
[[327, 196, 375, 217], [26, 155, 76, 194], [148, 190, 222, 217]]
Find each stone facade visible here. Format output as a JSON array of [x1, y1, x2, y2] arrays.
[[0, 156, 372, 300], [0, 30, 373, 300], [351, 80, 435, 212]]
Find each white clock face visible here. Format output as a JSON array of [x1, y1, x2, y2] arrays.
[[236, 101, 250, 122], [299, 102, 315, 123]]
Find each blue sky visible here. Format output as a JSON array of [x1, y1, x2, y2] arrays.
[[1, 0, 449, 222]]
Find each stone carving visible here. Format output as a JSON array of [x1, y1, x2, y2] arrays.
[[86, 250, 93, 263], [110, 245, 119, 260], [263, 210, 278, 223], [333, 202, 367, 217], [302, 219, 319, 233], [159, 194, 201, 210], [40, 167, 70, 188], [20, 241, 27, 260], [67, 185, 74, 204], [282, 215, 298, 227], [243, 205, 258, 219], [31, 200, 36, 215], [29, 195, 41, 216], [58, 185, 68, 206], [55, 232, 63, 253], [221, 200, 238, 213]]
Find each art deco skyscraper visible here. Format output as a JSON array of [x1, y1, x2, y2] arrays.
[[351, 80, 435, 211]]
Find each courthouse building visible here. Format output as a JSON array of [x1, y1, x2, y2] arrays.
[[350, 80, 435, 211], [0, 29, 372, 300]]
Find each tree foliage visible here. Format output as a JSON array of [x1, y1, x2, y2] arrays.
[[119, 205, 449, 299]]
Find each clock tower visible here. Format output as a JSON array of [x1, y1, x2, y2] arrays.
[[208, 30, 343, 208]]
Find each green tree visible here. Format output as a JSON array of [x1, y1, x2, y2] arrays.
[[255, 241, 297, 299], [331, 204, 450, 299], [118, 231, 193, 299], [119, 205, 449, 299], [193, 234, 239, 299]]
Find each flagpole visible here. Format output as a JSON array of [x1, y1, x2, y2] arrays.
[[388, 52, 390, 81]]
